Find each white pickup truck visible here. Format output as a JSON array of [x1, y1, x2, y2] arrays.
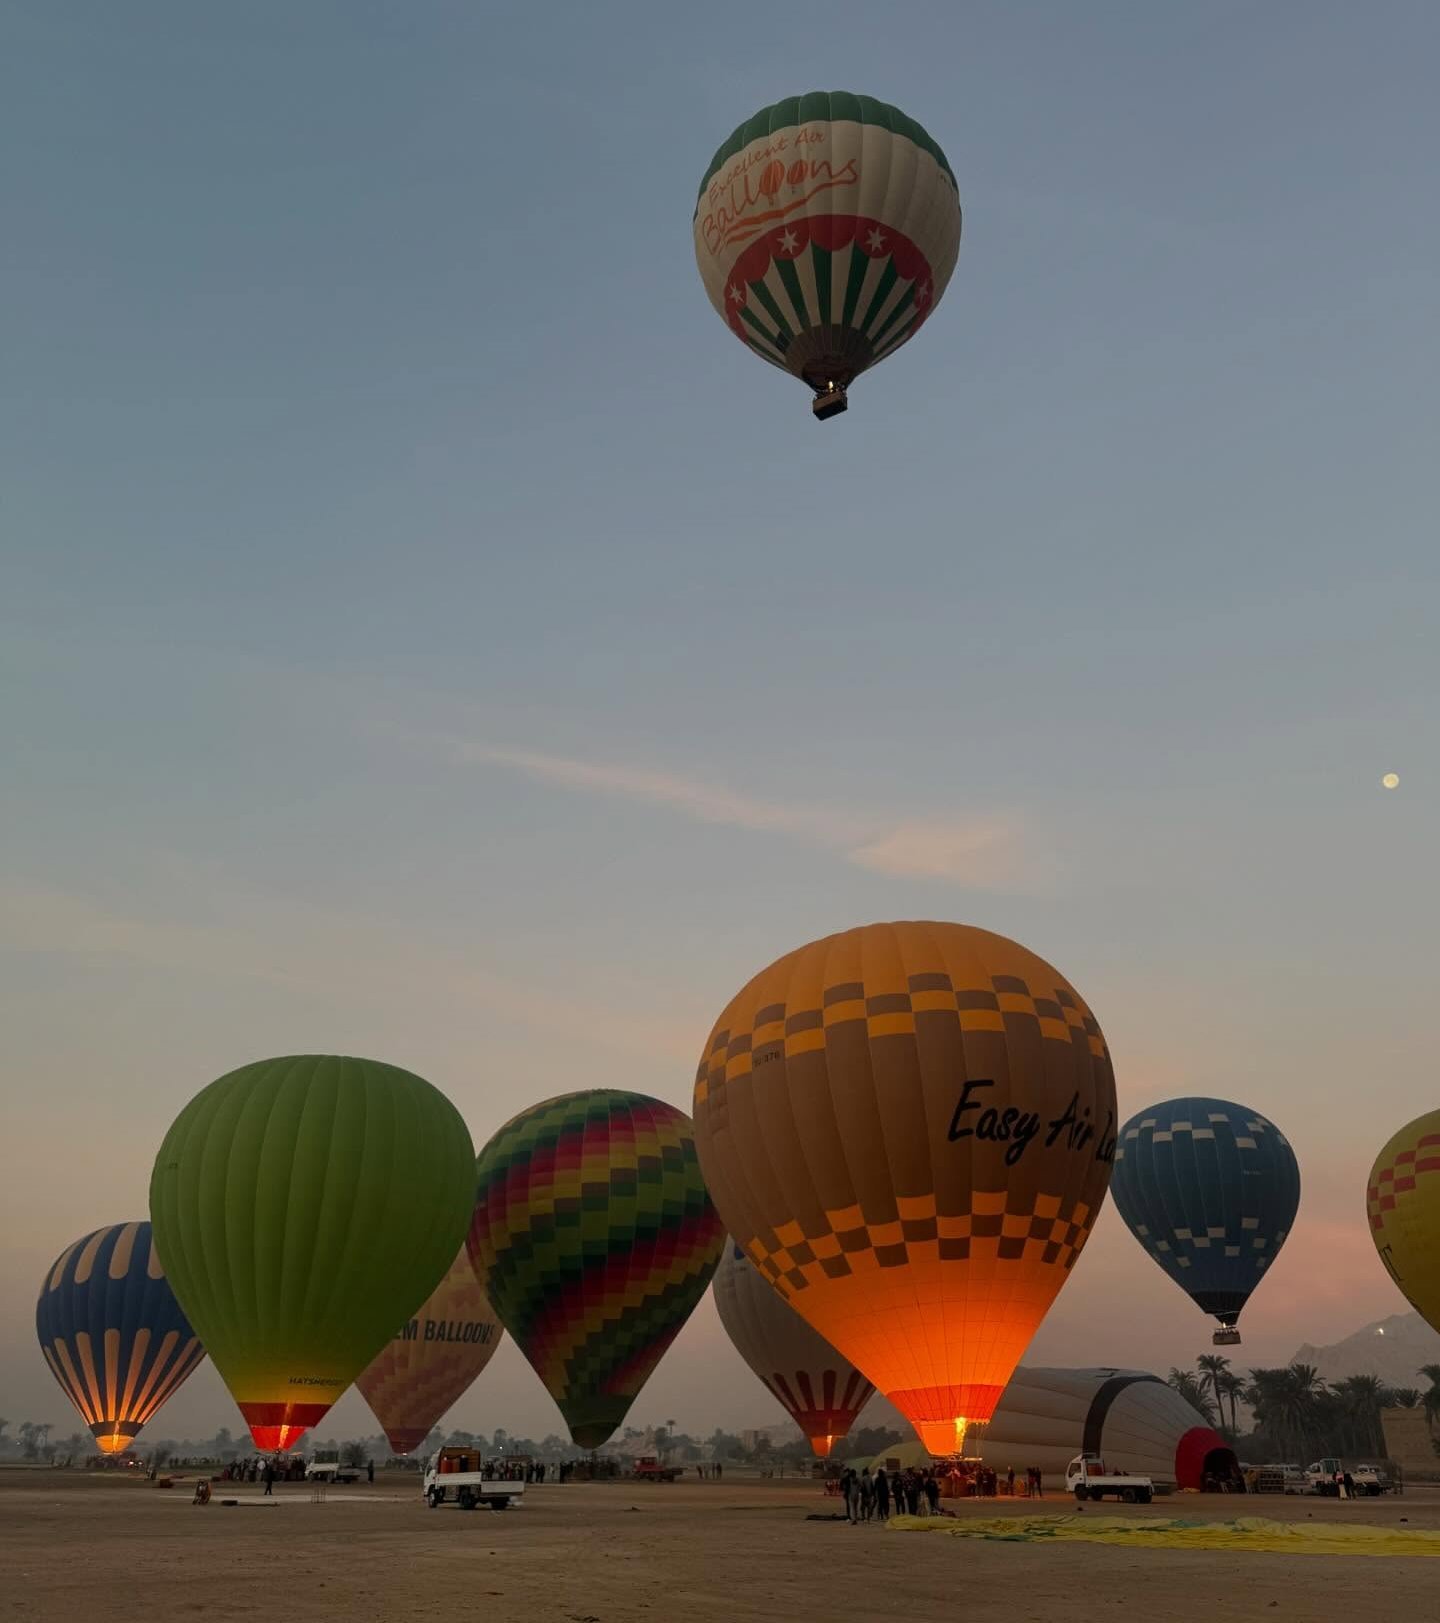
[[1066, 1453, 1155, 1504], [423, 1447, 525, 1511], [1303, 1458, 1391, 1497], [305, 1449, 359, 1484]]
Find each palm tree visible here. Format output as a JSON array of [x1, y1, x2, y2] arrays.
[[1215, 1370, 1246, 1436], [1333, 1374, 1388, 1458], [1388, 1387, 1421, 1409], [1167, 1368, 1217, 1424], [1196, 1354, 1232, 1426], [1244, 1367, 1331, 1461], [1419, 1364, 1440, 1427]]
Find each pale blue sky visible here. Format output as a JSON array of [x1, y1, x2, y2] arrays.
[[3, 2, 1437, 1442]]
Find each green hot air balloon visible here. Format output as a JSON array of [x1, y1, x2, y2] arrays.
[[150, 1055, 474, 1451]]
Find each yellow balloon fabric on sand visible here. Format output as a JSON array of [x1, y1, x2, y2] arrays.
[[890, 1515, 1440, 1557]]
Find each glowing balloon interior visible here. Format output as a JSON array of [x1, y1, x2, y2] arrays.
[[693, 921, 1116, 1457]]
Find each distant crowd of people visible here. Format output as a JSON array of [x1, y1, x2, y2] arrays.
[[693, 1462, 724, 1480], [217, 1455, 306, 1486], [832, 1462, 1045, 1519], [480, 1459, 550, 1483]]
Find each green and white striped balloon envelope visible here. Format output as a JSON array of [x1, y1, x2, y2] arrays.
[[693, 92, 961, 417]]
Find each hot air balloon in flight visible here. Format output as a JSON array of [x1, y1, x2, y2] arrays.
[[149, 1054, 475, 1451], [1367, 1108, 1440, 1334], [355, 1243, 504, 1456], [693, 92, 962, 420], [693, 921, 1116, 1457], [36, 1221, 205, 1456], [1109, 1098, 1300, 1346], [468, 1090, 725, 1451], [713, 1240, 873, 1457]]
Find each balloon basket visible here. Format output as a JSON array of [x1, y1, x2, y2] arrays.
[[1212, 1328, 1242, 1346], [811, 384, 848, 421]]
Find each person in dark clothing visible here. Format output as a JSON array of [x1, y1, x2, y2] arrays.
[[924, 1471, 941, 1514], [366, 1459, 374, 1484], [262, 1460, 275, 1497], [859, 1468, 874, 1522], [875, 1468, 890, 1521], [839, 1467, 855, 1522]]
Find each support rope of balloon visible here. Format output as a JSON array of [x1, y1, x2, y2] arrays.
[[33, 92, 1440, 1464], [34, 916, 1437, 1467]]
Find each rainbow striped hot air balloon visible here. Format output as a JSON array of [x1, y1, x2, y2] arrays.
[[468, 1090, 725, 1451], [36, 1222, 205, 1456]]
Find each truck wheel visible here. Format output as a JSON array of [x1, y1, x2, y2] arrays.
[[1121, 1488, 1137, 1504], [1074, 1487, 1087, 1503], [427, 1487, 442, 1508], [458, 1488, 476, 1511], [1138, 1489, 1152, 1504]]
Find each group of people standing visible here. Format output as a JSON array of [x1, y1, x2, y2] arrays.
[[835, 1461, 1047, 1519], [837, 1465, 942, 1522]]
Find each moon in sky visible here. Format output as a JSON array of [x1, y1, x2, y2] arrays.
[[1381, 773, 1400, 789]]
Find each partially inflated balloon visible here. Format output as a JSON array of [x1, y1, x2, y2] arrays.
[[36, 1222, 205, 1455], [355, 1244, 504, 1456], [468, 1091, 725, 1451], [1110, 1098, 1299, 1343], [693, 922, 1116, 1457], [713, 1240, 873, 1457], [694, 93, 962, 419], [150, 1055, 474, 1451], [1367, 1109, 1440, 1333]]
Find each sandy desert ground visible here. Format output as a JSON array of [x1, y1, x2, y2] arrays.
[[5, 1467, 1440, 1623]]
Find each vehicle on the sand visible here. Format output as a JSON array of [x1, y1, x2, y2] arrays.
[[423, 1447, 524, 1510], [305, 1449, 359, 1484], [631, 1455, 683, 1482], [1304, 1458, 1391, 1497], [1066, 1453, 1154, 1504]]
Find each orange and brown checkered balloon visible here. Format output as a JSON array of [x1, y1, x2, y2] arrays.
[[1367, 1109, 1440, 1335], [355, 1244, 503, 1456], [693, 921, 1117, 1456]]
